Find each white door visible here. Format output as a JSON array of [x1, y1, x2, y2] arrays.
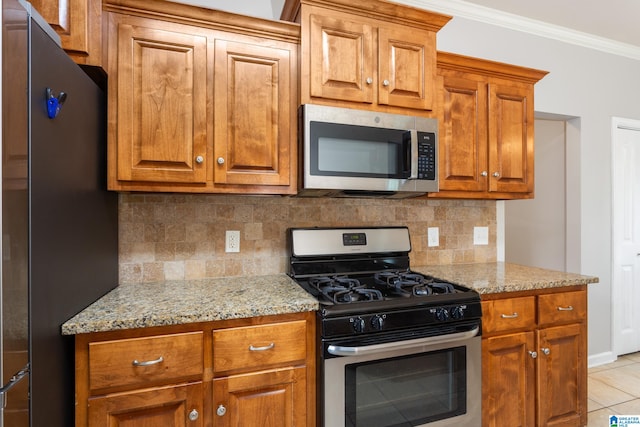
[[612, 117, 640, 356]]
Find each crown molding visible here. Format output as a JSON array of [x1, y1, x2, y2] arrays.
[[398, 0, 640, 61]]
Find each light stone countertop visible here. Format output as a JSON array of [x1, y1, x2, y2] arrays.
[[62, 262, 598, 335], [413, 262, 599, 294], [61, 274, 319, 335]]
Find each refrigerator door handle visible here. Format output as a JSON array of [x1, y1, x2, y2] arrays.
[[0, 364, 29, 409]]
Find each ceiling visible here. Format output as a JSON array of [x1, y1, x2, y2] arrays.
[[460, 0, 640, 48]]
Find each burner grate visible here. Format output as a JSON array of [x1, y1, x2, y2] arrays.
[[374, 271, 456, 297], [310, 275, 384, 304]]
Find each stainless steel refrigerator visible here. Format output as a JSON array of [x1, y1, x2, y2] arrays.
[[1, 1, 118, 426]]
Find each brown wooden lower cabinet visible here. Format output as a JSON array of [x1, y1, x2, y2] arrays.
[[74, 312, 315, 427], [483, 331, 536, 426], [481, 287, 587, 427], [88, 382, 204, 426], [213, 366, 306, 427]]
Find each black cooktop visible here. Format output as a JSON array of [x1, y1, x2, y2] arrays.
[[288, 227, 482, 328], [295, 269, 479, 316]]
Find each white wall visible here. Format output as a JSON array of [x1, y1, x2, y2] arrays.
[[171, 0, 284, 20], [505, 120, 567, 272]]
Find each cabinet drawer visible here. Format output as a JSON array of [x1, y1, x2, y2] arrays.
[[482, 297, 536, 334], [88, 331, 203, 393], [213, 320, 307, 374], [538, 290, 586, 326]]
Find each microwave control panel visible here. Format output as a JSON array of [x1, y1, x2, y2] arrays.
[[417, 132, 436, 180]]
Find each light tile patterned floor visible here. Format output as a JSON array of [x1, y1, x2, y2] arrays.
[[588, 352, 640, 426]]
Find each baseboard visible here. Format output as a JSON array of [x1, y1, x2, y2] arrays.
[[588, 351, 617, 368]]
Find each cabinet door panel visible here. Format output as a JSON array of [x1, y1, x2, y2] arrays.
[[538, 290, 587, 327], [437, 73, 487, 192], [482, 332, 535, 427], [88, 382, 203, 427], [31, 0, 86, 53], [213, 367, 306, 427], [488, 82, 534, 193], [213, 320, 306, 375], [378, 26, 435, 110], [308, 14, 374, 103], [481, 297, 536, 334], [213, 38, 293, 186], [88, 331, 203, 393], [113, 19, 208, 184], [537, 323, 586, 427]]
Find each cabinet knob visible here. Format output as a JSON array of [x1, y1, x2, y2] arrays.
[[528, 351, 538, 359], [382, 79, 390, 87], [493, 171, 500, 177], [195, 155, 204, 164], [480, 171, 488, 177], [541, 347, 551, 356], [188, 409, 199, 421], [216, 404, 227, 416], [366, 77, 373, 85], [217, 157, 225, 165]]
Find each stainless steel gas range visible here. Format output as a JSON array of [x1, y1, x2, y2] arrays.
[[287, 226, 482, 427]]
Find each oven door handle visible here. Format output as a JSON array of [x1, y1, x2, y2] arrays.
[[327, 326, 479, 357]]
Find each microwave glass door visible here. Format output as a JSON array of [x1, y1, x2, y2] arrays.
[[344, 346, 467, 427], [310, 122, 410, 178]]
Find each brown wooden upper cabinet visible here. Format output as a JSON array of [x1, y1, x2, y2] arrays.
[[281, 0, 451, 113], [104, 0, 299, 194], [30, 0, 102, 65], [431, 52, 548, 199]]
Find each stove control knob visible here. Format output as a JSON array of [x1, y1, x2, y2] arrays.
[[435, 308, 450, 322], [352, 317, 366, 333], [371, 315, 385, 330], [451, 306, 465, 319]]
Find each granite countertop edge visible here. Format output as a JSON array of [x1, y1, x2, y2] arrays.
[[61, 274, 320, 336], [62, 262, 599, 335], [413, 262, 599, 295]]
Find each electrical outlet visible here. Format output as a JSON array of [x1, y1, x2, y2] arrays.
[[427, 227, 439, 247], [225, 230, 240, 253], [473, 226, 489, 245]]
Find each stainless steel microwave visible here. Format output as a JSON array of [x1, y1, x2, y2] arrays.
[[298, 104, 438, 198]]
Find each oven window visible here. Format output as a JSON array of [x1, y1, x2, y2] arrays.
[[344, 346, 467, 427]]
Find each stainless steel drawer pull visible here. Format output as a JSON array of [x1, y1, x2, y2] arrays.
[[528, 351, 538, 359], [501, 312, 519, 319], [557, 306, 574, 311], [132, 356, 164, 367], [249, 343, 275, 352]]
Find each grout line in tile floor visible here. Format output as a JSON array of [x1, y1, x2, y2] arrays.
[[587, 352, 640, 426]]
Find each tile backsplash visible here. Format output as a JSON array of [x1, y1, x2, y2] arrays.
[[118, 194, 497, 284]]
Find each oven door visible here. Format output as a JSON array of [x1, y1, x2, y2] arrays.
[[322, 326, 481, 427]]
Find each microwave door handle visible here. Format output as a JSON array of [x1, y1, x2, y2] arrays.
[[405, 130, 419, 179], [327, 326, 480, 357]]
